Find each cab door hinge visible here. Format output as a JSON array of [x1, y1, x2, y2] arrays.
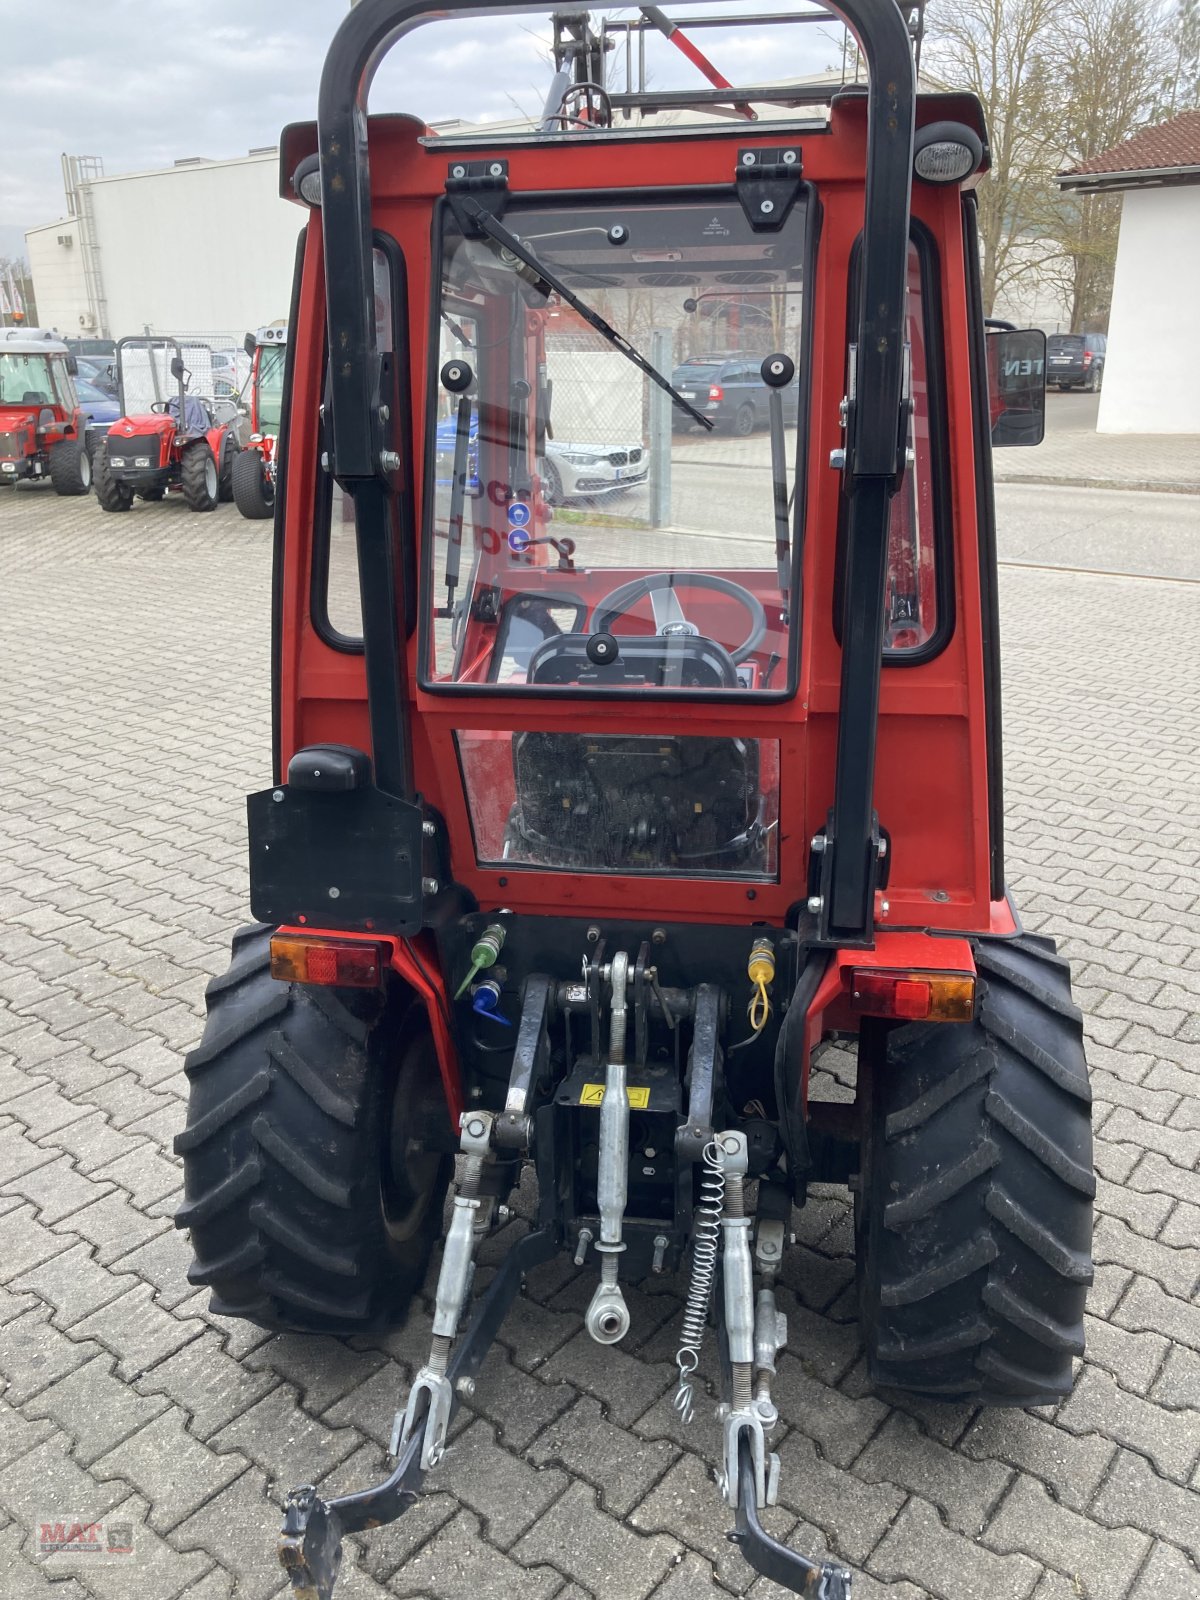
[[735, 148, 802, 232], [446, 158, 510, 235]]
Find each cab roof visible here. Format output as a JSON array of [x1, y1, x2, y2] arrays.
[[2, 328, 69, 356]]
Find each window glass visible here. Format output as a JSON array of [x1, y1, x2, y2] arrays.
[[423, 195, 807, 695], [317, 246, 395, 642], [255, 345, 286, 435], [883, 241, 939, 654], [456, 728, 780, 879], [0, 353, 54, 405]]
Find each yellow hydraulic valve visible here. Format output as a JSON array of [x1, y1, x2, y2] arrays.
[[747, 936, 776, 1035]]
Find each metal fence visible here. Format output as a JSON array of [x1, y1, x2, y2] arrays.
[[115, 329, 251, 415]]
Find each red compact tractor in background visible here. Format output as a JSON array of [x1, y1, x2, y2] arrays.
[[0, 328, 93, 494], [172, 1, 1088, 1595], [94, 337, 241, 513], [232, 323, 288, 519]]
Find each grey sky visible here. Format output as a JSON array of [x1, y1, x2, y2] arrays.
[[1, 2, 841, 258]]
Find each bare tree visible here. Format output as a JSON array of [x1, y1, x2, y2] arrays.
[[1045, 0, 1174, 330], [924, 0, 1064, 314]]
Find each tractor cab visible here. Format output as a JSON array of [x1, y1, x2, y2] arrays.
[[231, 322, 288, 519], [171, 6, 1089, 1598], [94, 336, 239, 513], [0, 327, 92, 495]]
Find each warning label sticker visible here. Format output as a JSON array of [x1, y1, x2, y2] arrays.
[[579, 1084, 651, 1109]]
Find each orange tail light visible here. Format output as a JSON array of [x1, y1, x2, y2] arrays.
[[270, 934, 386, 989], [846, 968, 976, 1022]]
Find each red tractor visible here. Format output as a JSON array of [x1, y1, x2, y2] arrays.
[[94, 337, 239, 513], [0, 328, 93, 494], [173, 4, 1088, 1596], [232, 322, 288, 519]]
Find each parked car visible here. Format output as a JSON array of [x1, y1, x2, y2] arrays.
[[75, 357, 118, 398], [671, 353, 800, 435], [1046, 332, 1106, 391], [434, 413, 647, 504], [75, 376, 121, 458]]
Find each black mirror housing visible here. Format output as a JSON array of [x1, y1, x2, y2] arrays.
[[66, 354, 79, 376], [986, 327, 1046, 448], [170, 355, 186, 380]]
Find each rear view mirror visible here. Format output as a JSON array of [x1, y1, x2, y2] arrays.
[[66, 354, 79, 376], [244, 332, 256, 357], [170, 355, 186, 380], [986, 327, 1046, 447]]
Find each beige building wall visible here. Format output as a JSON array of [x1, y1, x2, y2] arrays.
[[25, 218, 91, 336]]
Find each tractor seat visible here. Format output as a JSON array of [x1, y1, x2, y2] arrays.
[[22, 391, 49, 406], [167, 394, 214, 435]]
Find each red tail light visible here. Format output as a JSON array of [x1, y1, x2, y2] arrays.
[[1082, 351, 1093, 365], [846, 968, 976, 1022], [708, 384, 724, 401], [270, 934, 386, 988]]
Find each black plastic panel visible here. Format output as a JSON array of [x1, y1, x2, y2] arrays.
[[247, 782, 425, 933]]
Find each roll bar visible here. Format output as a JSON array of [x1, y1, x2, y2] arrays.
[[316, 0, 915, 483], [314, 0, 916, 942]]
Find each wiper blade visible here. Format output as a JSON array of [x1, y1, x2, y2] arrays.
[[459, 198, 715, 432]]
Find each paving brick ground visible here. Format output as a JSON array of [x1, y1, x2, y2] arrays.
[[1, 483, 1198, 1599]]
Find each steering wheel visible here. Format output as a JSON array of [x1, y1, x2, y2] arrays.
[[592, 572, 767, 666]]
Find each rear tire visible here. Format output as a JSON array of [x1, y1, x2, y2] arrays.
[[856, 933, 1093, 1406], [93, 441, 134, 512], [49, 437, 92, 496], [218, 439, 235, 502], [181, 442, 219, 512], [175, 924, 452, 1332], [540, 457, 563, 506], [733, 402, 756, 437], [232, 448, 274, 519]]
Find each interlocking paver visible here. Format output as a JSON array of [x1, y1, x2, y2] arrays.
[[93, 1411, 249, 1532], [1127, 1540, 1200, 1600], [869, 1495, 1041, 1600], [527, 1395, 678, 1518], [515, 1480, 679, 1599], [70, 1282, 202, 1380], [394, 1508, 564, 1600], [1090, 1448, 1200, 1563], [854, 1411, 1011, 1537], [990, 1473, 1153, 1597], [2, 491, 1200, 1599], [13, 1241, 138, 1328]]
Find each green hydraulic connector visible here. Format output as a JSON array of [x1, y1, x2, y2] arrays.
[[454, 923, 507, 999]]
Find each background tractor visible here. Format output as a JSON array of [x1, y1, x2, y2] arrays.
[[94, 336, 241, 513], [172, 2, 1090, 1596], [0, 327, 92, 494], [232, 322, 288, 519]]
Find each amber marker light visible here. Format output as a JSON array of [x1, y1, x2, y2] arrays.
[[270, 935, 385, 989]]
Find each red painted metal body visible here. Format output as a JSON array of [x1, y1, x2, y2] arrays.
[[272, 97, 1010, 1109]]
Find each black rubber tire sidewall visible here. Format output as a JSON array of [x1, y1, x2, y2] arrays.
[[175, 924, 452, 1333], [856, 934, 1094, 1407], [93, 441, 133, 512], [231, 448, 274, 519]]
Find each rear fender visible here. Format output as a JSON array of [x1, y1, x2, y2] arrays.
[[271, 925, 463, 1125]]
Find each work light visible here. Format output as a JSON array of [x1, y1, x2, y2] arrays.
[[913, 121, 983, 185]]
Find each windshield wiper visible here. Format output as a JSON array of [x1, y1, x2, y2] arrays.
[[458, 197, 715, 432]]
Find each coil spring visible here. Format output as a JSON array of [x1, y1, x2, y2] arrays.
[[673, 1140, 725, 1425]]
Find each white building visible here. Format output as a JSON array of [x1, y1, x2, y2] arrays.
[[26, 151, 301, 343], [1058, 110, 1200, 436]]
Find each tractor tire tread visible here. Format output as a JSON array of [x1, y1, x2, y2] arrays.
[[859, 934, 1094, 1405], [175, 924, 449, 1333], [181, 441, 218, 512]]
